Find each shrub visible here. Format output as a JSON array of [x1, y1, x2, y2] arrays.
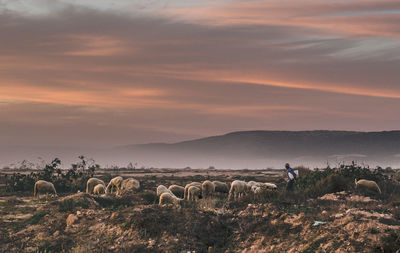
[[139, 191, 158, 205], [294, 163, 393, 199], [303, 174, 349, 198], [58, 198, 89, 212], [5, 157, 98, 194], [378, 229, 400, 252], [94, 196, 133, 210], [294, 166, 313, 177]]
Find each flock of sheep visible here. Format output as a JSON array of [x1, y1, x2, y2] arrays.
[[33, 176, 382, 205], [33, 176, 140, 199], [33, 176, 279, 205], [156, 179, 278, 207]]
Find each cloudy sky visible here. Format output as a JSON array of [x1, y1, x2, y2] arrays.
[[1, 0, 400, 148]]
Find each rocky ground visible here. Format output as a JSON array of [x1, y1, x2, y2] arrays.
[[1, 170, 399, 252]]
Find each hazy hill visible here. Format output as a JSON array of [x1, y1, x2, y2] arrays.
[[2, 131, 400, 169], [121, 130, 400, 168]]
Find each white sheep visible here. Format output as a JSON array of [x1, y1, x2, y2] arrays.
[[93, 184, 106, 195], [251, 185, 262, 194], [168, 185, 185, 199], [120, 178, 140, 194], [355, 179, 381, 194], [86, 178, 105, 194], [184, 182, 202, 200], [187, 186, 202, 201], [247, 181, 261, 187], [251, 184, 277, 200], [263, 182, 278, 189], [34, 180, 57, 198], [106, 176, 123, 195], [228, 180, 250, 200], [212, 181, 229, 194], [201, 180, 215, 198], [157, 185, 173, 197], [159, 192, 182, 207]]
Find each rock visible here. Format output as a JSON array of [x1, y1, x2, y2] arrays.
[[66, 214, 79, 226], [110, 212, 119, 221]]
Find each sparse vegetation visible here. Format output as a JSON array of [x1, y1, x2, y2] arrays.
[[26, 210, 51, 225], [58, 198, 89, 212], [1, 162, 400, 252], [5, 156, 99, 193], [294, 163, 399, 200]]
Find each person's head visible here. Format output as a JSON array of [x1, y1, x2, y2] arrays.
[[285, 163, 290, 169]]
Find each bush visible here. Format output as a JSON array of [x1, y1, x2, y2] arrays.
[[94, 196, 133, 210], [378, 229, 400, 252], [304, 174, 349, 198], [58, 198, 89, 212], [294, 163, 393, 199], [294, 166, 313, 177], [139, 191, 158, 205], [5, 157, 98, 194]]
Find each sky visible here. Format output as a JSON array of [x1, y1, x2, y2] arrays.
[[1, 0, 400, 148]]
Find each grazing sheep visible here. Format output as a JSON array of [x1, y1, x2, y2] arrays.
[[93, 184, 106, 195], [251, 185, 262, 194], [251, 184, 277, 200], [202, 180, 215, 198], [187, 186, 202, 201], [120, 178, 140, 194], [184, 182, 202, 200], [34, 180, 57, 198], [157, 185, 173, 197], [212, 181, 229, 194], [228, 180, 250, 200], [355, 179, 381, 194], [247, 181, 261, 187], [159, 192, 182, 207], [251, 185, 271, 201], [106, 176, 123, 195], [263, 182, 278, 189], [86, 178, 105, 194], [168, 185, 185, 198]]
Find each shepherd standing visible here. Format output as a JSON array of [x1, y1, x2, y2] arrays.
[[285, 163, 296, 191]]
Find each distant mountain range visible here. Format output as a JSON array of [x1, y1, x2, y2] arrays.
[[119, 130, 400, 168], [2, 131, 400, 169]]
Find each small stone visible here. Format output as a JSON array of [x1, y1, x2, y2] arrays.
[[66, 214, 78, 226], [110, 212, 119, 221], [36, 232, 46, 241]]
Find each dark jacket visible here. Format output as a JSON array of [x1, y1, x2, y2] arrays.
[[286, 167, 297, 182]]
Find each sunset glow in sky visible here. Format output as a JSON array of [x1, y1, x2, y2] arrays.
[[1, 0, 400, 147]]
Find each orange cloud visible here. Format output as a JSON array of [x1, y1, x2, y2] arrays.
[[0, 82, 167, 109], [165, 0, 400, 37], [221, 77, 400, 99], [62, 35, 128, 56]]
